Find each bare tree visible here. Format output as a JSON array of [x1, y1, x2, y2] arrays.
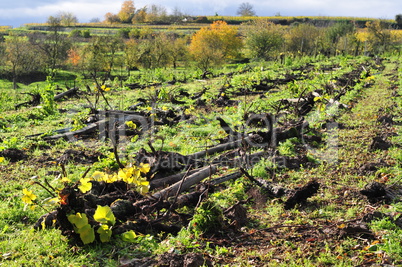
[[47, 12, 78, 26], [237, 2, 256, 16], [32, 17, 71, 77], [58, 12, 78, 26]]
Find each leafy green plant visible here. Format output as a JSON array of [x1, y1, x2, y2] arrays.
[[188, 199, 224, 237], [278, 137, 299, 157], [251, 158, 277, 178], [21, 160, 151, 245], [71, 108, 91, 131], [92, 152, 122, 171], [313, 94, 331, 112], [68, 212, 95, 244], [121, 230, 157, 251], [39, 77, 57, 116], [94, 205, 115, 242], [67, 205, 116, 244], [0, 136, 20, 150]]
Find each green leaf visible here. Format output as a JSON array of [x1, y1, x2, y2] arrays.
[[67, 212, 89, 229], [78, 224, 95, 244], [121, 230, 138, 243], [97, 224, 112, 243], [93, 205, 116, 226]]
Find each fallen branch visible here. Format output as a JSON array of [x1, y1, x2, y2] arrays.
[[54, 87, 79, 101], [151, 165, 217, 200], [42, 113, 148, 141], [150, 168, 204, 190]]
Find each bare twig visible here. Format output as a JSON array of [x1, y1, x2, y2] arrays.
[[81, 167, 92, 179], [32, 181, 56, 198], [111, 131, 125, 169], [60, 163, 67, 178]]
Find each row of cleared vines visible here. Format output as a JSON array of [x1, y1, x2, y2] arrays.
[[2, 51, 401, 266]]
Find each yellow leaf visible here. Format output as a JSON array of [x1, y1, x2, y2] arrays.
[[93, 205, 116, 226], [138, 184, 149, 195], [118, 168, 132, 183], [125, 121, 137, 129], [337, 223, 346, 229], [137, 178, 150, 195], [107, 174, 118, 183], [92, 171, 106, 181], [22, 188, 37, 204], [132, 168, 141, 179], [0, 157, 4, 163], [78, 178, 92, 193], [61, 177, 71, 183], [47, 197, 60, 205], [139, 163, 150, 174]]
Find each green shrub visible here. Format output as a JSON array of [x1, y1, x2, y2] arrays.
[[117, 28, 131, 39], [82, 30, 91, 38], [188, 199, 224, 236], [68, 29, 82, 38]]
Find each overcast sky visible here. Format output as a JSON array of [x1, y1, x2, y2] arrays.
[[0, 0, 401, 27]]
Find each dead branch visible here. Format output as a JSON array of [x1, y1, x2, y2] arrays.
[[150, 168, 203, 190], [54, 87, 79, 101], [151, 165, 217, 200]]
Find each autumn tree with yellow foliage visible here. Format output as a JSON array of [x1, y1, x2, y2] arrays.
[[189, 21, 242, 71], [118, 0, 136, 23], [365, 20, 392, 54]]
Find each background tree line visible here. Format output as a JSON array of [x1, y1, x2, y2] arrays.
[[0, 12, 401, 87], [104, 1, 187, 25]]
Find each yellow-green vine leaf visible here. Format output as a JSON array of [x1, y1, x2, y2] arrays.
[[92, 171, 106, 181], [77, 223, 95, 244], [93, 205, 116, 226], [125, 121, 137, 129], [313, 96, 322, 102], [67, 212, 89, 229], [137, 179, 150, 195], [78, 178, 92, 193], [22, 188, 37, 204], [139, 163, 151, 174], [121, 230, 138, 243], [97, 224, 113, 243], [118, 168, 132, 183]]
